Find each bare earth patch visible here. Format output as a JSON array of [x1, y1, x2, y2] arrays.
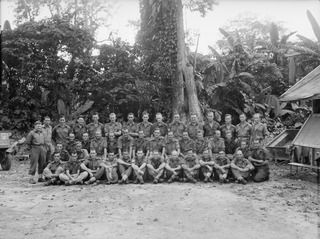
[[0, 160, 319, 239]]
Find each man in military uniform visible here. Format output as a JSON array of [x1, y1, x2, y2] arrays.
[[146, 151, 166, 184], [65, 132, 77, 154], [90, 131, 107, 159], [187, 113, 203, 140], [179, 131, 195, 155], [123, 113, 139, 138], [198, 149, 214, 182], [117, 150, 132, 184], [235, 140, 251, 159], [164, 131, 180, 156], [104, 113, 122, 137], [54, 143, 69, 162], [73, 116, 87, 140], [209, 130, 225, 158], [132, 130, 149, 156], [203, 111, 220, 138], [231, 150, 254, 184], [131, 149, 147, 184], [107, 132, 118, 155], [168, 113, 186, 140], [117, 128, 134, 158], [100, 152, 119, 184], [81, 150, 106, 185], [42, 116, 54, 166], [75, 141, 89, 161], [148, 128, 165, 157], [43, 152, 64, 186], [151, 113, 168, 137], [248, 139, 270, 182], [81, 132, 91, 153], [138, 112, 153, 138], [87, 113, 104, 139], [220, 114, 236, 140], [182, 148, 200, 183], [194, 130, 210, 155], [235, 113, 252, 145], [52, 115, 71, 146], [165, 150, 183, 183], [224, 131, 237, 158], [251, 113, 269, 145], [213, 151, 231, 183]]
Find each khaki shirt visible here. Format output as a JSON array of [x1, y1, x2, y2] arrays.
[[90, 137, 108, 156], [26, 130, 45, 146], [117, 135, 134, 152], [151, 122, 168, 137], [236, 122, 252, 140], [169, 121, 186, 139], [251, 123, 268, 141], [52, 124, 71, 145], [187, 122, 203, 140], [137, 122, 153, 138], [123, 121, 138, 137], [179, 138, 195, 155], [107, 139, 118, 154], [104, 122, 122, 136], [183, 154, 199, 168], [203, 120, 220, 138], [220, 124, 236, 139], [87, 122, 104, 139], [195, 138, 209, 154], [73, 123, 87, 140], [42, 125, 52, 144], [165, 138, 180, 155], [210, 137, 225, 154], [148, 136, 165, 153]]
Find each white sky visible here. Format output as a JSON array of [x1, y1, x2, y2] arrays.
[[1, 0, 320, 54]]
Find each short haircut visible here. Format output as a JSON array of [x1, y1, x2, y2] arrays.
[[225, 114, 231, 118], [110, 112, 116, 117], [128, 113, 134, 117], [59, 115, 65, 120], [156, 112, 162, 117], [207, 111, 214, 116], [44, 116, 50, 120], [142, 112, 149, 116]]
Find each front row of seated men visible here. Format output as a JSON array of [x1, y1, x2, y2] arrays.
[[43, 136, 270, 186]]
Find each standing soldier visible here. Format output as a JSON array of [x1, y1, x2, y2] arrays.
[[203, 111, 220, 138], [235, 113, 252, 145], [117, 128, 134, 158], [132, 130, 149, 156], [138, 112, 153, 138], [214, 151, 231, 183], [107, 132, 118, 155], [131, 149, 147, 184], [168, 113, 186, 140], [104, 113, 122, 137], [42, 116, 54, 165], [182, 148, 200, 183], [87, 113, 104, 139], [220, 114, 236, 140], [25, 121, 46, 184], [73, 116, 87, 140], [209, 130, 225, 159], [151, 113, 168, 137], [179, 131, 195, 155], [198, 149, 214, 182], [81, 132, 91, 153], [90, 131, 107, 159], [194, 130, 210, 155], [123, 113, 139, 138], [164, 131, 180, 156], [52, 115, 71, 146], [117, 150, 133, 184], [165, 150, 183, 183], [186, 113, 203, 140], [148, 128, 165, 157], [231, 150, 254, 184], [146, 150, 166, 184], [251, 113, 269, 145]]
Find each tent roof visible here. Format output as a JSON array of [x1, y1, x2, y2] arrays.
[[280, 65, 320, 102], [292, 114, 320, 148]]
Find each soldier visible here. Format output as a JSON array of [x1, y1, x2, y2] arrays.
[[100, 152, 119, 184], [231, 149, 254, 184], [182, 148, 200, 183], [168, 113, 186, 140], [194, 130, 210, 155], [59, 152, 89, 185], [75, 141, 89, 161], [138, 112, 153, 138], [52, 115, 71, 146], [90, 131, 107, 159], [209, 130, 225, 158], [235, 113, 252, 145], [42, 116, 54, 166], [251, 113, 269, 145], [117, 128, 134, 158], [235, 140, 251, 159], [132, 130, 149, 156], [131, 149, 147, 184], [107, 132, 118, 155], [248, 139, 270, 182], [179, 131, 195, 155], [104, 112, 122, 137], [148, 128, 165, 157], [117, 150, 132, 184], [198, 149, 214, 182], [81, 150, 106, 185], [43, 152, 64, 186], [220, 114, 236, 140], [25, 121, 46, 184], [73, 116, 87, 140], [123, 113, 139, 138], [151, 113, 168, 137], [81, 132, 91, 153], [203, 111, 220, 138], [213, 151, 231, 183], [186, 113, 203, 140], [224, 131, 237, 158], [165, 150, 183, 183], [54, 143, 69, 162], [87, 113, 104, 139], [146, 150, 166, 184], [65, 132, 77, 154], [164, 131, 180, 156]]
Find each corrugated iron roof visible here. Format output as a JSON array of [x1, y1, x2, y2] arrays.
[[280, 65, 320, 102], [292, 114, 320, 148]]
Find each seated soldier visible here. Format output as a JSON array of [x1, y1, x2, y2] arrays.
[[179, 131, 195, 156], [117, 128, 134, 158], [235, 140, 251, 159], [248, 139, 270, 182], [132, 130, 149, 156], [59, 152, 89, 185], [81, 132, 91, 153], [213, 151, 231, 183], [75, 141, 89, 161], [90, 131, 107, 159], [224, 131, 237, 159], [182, 148, 200, 183], [165, 131, 180, 157], [195, 130, 210, 156], [107, 132, 118, 155], [131, 149, 147, 184], [165, 150, 183, 183], [209, 130, 225, 159], [231, 150, 254, 184], [117, 150, 132, 184], [146, 150, 166, 184], [43, 152, 65, 186], [66, 133, 77, 154], [81, 150, 105, 185], [54, 143, 69, 162], [100, 152, 119, 184], [147, 128, 165, 157], [198, 149, 214, 183]]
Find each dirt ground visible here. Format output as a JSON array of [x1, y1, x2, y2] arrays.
[[0, 160, 319, 239]]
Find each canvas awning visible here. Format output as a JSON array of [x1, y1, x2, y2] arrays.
[[280, 65, 320, 102], [292, 114, 320, 148]]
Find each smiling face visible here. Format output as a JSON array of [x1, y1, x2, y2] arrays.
[[90, 150, 97, 158], [239, 114, 246, 122], [95, 131, 102, 139], [128, 114, 134, 122], [82, 133, 89, 141], [225, 115, 232, 124], [44, 117, 51, 125], [190, 114, 197, 123], [253, 113, 260, 123], [182, 131, 189, 139], [168, 131, 174, 139], [142, 114, 149, 122], [154, 129, 160, 138], [137, 150, 144, 158], [78, 117, 85, 125]]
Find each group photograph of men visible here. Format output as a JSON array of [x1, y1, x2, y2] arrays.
[[26, 111, 270, 186]]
